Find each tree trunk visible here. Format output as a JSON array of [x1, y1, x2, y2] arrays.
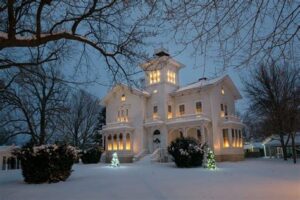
[[279, 134, 288, 160], [291, 133, 297, 164]]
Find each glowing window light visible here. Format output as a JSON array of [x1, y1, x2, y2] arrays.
[[221, 87, 225, 95], [149, 70, 161, 84], [167, 105, 172, 119], [126, 133, 131, 150], [167, 70, 176, 84], [107, 135, 112, 151], [118, 134, 123, 150], [222, 129, 229, 148], [113, 135, 118, 150], [121, 94, 126, 102], [231, 129, 236, 147]]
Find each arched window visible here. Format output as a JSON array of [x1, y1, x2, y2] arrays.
[[126, 133, 131, 150], [107, 135, 112, 151], [113, 134, 118, 150], [119, 134, 123, 150]]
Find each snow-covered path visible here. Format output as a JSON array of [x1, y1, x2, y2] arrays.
[[0, 158, 299, 200]]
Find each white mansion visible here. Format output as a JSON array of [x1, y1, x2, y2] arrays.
[[101, 49, 244, 162]]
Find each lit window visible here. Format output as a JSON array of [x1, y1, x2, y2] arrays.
[[221, 87, 225, 95], [231, 129, 236, 147], [107, 135, 112, 151], [153, 89, 158, 94], [126, 133, 131, 150], [167, 70, 176, 84], [223, 129, 229, 148], [179, 104, 185, 116], [113, 134, 118, 150], [196, 101, 202, 114], [149, 70, 161, 84], [119, 134, 123, 150], [153, 106, 158, 119], [238, 130, 243, 147], [167, 105, 172, 119], [220, 104, 228, 117], [121, 94, 126, 101]]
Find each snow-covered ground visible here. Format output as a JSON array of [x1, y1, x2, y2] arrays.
[[0, 158, 299, 200]]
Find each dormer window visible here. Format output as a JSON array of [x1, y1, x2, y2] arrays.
[[121, 94, 126, 101], [149, 70, 160, 84], [167, 70, 176, 84]]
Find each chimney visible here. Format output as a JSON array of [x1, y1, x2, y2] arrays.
[[154, 47, 170, 57], [198, 77, 207, 81]]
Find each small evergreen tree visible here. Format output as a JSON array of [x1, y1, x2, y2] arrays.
[[111, 152, 120, 167], [203, 146, 217, 170]]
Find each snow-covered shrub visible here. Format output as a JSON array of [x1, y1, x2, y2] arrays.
[[81, 147, 102, 164], [168, 137, 204, 168], [13, 144, 77, 183]]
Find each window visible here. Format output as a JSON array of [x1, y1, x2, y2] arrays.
[[220, 104, 224, 117], [153, 89, 158, 94], [119, 134, 123, 150], [121, 94, 126, 101], [179, 104, 185, 116], [196, 101, 202, 113], [223, 129, 229, 148], [167, 105, 172, 119], [220, 103, 228, 117], [167, 70, 176, 84], [235, 129, 238, 147], [221, 87, 225, 95], [107, 135, 112, 151], [113, 135, 118, 150], [117, 109, 128, 122], [231, 129, 236, 147], [238, 130, 242, 147], [149, 70, 160, 84], [126, 133, 131, 150], [153, 106, 158, 119], [197, 129, 202, 142]]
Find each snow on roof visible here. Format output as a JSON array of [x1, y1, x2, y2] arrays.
[[263, 133, 300, 146], [175, 75, 226, 93], [101, 83, 150, 105], [0, 145, 19, 152], [244, 142, 264, 149]]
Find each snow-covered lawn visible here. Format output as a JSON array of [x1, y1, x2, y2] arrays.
[[0, 158, 299, 200]]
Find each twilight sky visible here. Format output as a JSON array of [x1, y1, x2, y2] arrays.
[[81, 40, 250, 114]]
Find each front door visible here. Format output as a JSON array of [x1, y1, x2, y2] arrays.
[[153, 130, 161, 150]]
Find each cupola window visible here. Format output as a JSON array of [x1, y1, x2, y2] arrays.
[[167, 70, 176, 84], [149, 70, 160, 84]]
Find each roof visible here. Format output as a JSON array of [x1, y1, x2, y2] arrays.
[[101, 83, 150, 105], [172, 75, 242, 99], [244, 142, 264, 149], [139, 55, 185, 70], [263, 133, 300, 146], [0, 145, 19, 152]]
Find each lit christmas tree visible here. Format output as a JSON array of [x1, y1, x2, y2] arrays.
[[203, 146, 216, 170], [111, 152, 120, 167]]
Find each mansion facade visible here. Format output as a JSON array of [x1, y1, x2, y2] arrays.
[[101, 49, 244, 162]]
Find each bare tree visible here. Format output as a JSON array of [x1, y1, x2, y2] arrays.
[[164, 1, 300, 68], [58, 90, 100, 149], [0, 0, 159, 83], [0, 64, 69, 145], [244, 62, 300, 162]]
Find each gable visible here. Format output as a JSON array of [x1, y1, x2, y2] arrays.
[[101, 84, 150, 106]]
